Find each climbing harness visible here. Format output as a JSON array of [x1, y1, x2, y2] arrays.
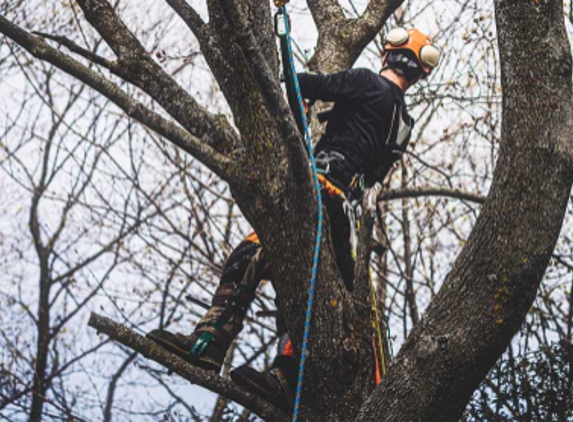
[[275, 1, 324, 420], [315, 151, 364, 261]]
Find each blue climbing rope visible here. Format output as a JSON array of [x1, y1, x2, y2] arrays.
[[276, 4, 323, 421]]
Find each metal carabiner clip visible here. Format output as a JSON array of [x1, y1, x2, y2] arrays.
[[274, 11, 290, 37]]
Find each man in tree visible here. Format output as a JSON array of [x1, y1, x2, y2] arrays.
[[147, 27, 440, 411]]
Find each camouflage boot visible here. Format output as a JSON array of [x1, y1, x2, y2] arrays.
[[147, 281, 250, 372], [147, 236, 269, 373]]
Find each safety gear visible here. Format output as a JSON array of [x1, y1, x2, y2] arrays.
[[230, 355, 298, 412], [383, 27, 440, 76], [315, 151, 364, 202]]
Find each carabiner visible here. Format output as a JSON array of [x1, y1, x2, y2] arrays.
[[274, 10, 290, 37]]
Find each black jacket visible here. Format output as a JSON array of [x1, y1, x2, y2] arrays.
[[298, 68, 413, 187]]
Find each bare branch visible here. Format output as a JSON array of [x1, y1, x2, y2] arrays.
[[378, 187, 486, 204], [0, 16, 235, 180], [74, 0, 239, 155], [32, 31, 114, 71], [87, 313, 289, 422]]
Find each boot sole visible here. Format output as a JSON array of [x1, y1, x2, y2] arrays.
[[146, 332, 222, 373], [230, 368, 292, 413]]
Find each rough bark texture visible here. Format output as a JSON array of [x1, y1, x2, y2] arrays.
[[355, 1, 573, 420]]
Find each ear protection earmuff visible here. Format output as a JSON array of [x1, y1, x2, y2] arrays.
[[385, 27, 410, 46], [419, 45, 441, 69], [384, 27, 441, 72]]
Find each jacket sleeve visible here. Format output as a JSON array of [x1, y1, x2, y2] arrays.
[[297, 68, 371, 102]]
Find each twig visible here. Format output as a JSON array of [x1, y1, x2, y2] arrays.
[[378, 187, 486, 204], [32, 31, 114, 70], [0, 16, 235, 180]]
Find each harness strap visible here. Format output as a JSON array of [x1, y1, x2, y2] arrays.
[[244, 232, 260, 244], [315, 151, 364, 201], [317, 174, 345, 199]]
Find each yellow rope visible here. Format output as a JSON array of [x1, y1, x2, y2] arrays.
[[369, 267, 386, 375]]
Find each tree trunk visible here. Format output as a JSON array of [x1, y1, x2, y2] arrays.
[[355, 1, 573, 420], [29, 272, 50, 422]]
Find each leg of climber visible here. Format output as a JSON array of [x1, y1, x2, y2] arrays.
[[147, 232, 269, 372], [229, 173, 358, 411], [320, 180, 356, 290]]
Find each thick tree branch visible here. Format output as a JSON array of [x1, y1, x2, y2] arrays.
[[0, 16, 235, 180], [164, 0, 237, 100], [164, 0, 208, 40], [307, 0, 346, 32], [308, 0, 404, 72], [74, 0, 239, 155], [87, 313, 288, 421], [175, 0, 281, 88], [358, 0, 404, 45]]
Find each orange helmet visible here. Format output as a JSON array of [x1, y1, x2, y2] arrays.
[[383, 28, 440, 76]]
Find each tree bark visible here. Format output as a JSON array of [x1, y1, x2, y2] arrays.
[[355, 1, 573, 420]]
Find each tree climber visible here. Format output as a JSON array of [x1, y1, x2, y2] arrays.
[[147, 28, 440, 412]]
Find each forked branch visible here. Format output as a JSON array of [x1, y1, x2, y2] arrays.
[[74, 0, 239, 155]]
